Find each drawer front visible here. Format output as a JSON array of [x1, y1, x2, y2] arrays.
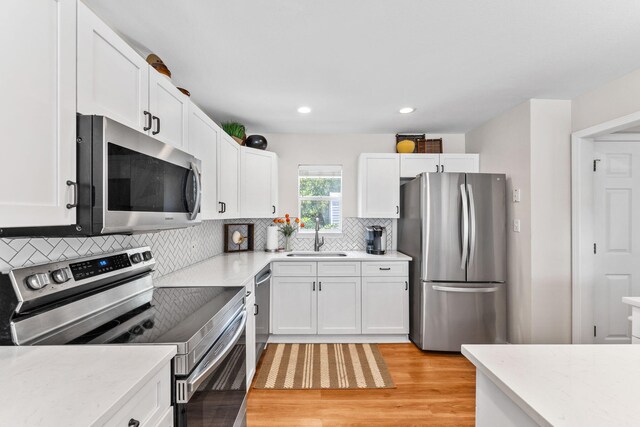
[[317, 261, 361, 277], [104, 363, 171, 427], [273, 261, 316, 277], [633, 307, 640, 338], [362, 261, 408, 277]]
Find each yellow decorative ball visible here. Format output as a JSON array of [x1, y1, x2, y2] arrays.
[[396, 139, 415, 153]]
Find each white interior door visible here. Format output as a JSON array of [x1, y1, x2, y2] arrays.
[[593, 141, 640, 344]]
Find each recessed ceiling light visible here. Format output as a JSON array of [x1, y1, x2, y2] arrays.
[[297, 106, 311, 114], [399, 107, 416, 114]]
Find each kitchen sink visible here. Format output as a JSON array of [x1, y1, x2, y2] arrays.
[[286, 252, 348, 257]]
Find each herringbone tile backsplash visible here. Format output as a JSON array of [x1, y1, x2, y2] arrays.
[[226, 218, 394, 252], [0, 220, 224, 277], [0, 218, 392, 275]]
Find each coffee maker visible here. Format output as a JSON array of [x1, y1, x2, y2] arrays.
[[365, 225, 387, 255]]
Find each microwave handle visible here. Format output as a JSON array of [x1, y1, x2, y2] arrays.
[[188, 162, 202, 221]]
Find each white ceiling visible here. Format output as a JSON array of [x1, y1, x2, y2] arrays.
[[84, 0, 640, 134]]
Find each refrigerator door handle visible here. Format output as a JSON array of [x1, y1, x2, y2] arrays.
[[467, 183, 476, 268], [432, 285, 499, 293], [460, 183, 469, 270]]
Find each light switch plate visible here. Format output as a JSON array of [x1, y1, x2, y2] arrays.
[[513, 189, 521, 203], [513, 219, 521, 232]]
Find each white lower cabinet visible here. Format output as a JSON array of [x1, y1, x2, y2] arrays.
[[272, 261, 409, 336], [272, 277, 318, 334], [246, 289, 256, 385], [317, 277, 362, 334], [104, 362, 172, 427], [362, 277, 409, 334]]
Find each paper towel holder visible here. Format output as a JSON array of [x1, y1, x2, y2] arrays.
[[265, 224, 280, 252]]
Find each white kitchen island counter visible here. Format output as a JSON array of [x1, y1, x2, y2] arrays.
[[154, 250, 411, 288], [0, 345, 176, 427], [462, 344, 640, 427]]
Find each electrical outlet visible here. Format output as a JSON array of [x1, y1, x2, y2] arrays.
[[513, 219, 521, 232], [513, 189, 521, 203]]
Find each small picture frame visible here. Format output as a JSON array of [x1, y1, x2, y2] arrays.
[[224, 223, 255, 253]]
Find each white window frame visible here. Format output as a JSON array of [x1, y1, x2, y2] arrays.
[[297, 165, 343, 234]]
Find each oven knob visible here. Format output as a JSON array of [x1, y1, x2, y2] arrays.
[[130, 253, 142, 264], [143, 251, 153, 261], [51, 268, 71, 284], [130, 325, 144, 336], [25, 273, 51, 290]]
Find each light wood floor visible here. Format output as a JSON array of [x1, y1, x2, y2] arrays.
[[247, 343, 476, 426]]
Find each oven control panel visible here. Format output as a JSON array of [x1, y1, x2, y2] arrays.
[[7, 247, 155, 314], [69, 253, 132, 281]]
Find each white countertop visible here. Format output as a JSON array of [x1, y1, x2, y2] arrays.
[[154, 250, 411, 288], [622, 296, 640, 308], [462, 344, 640, 427], [0, 345, 176, 427]]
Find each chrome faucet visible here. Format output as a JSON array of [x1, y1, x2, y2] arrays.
[[314, 217, 325, 251]]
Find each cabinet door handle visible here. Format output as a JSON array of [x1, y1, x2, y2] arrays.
[[441, 164, 445, 173], [218, 201, 224, 213], [65, 180, 78, 209], [152, 116, 160, 135], [272, 205, 276, 214], [405, 281, 408, 291], [143, 111, 152, 131], [222, 202, 226, 213], [379, 267, 391, 271], [312, 281, 316, 291], [128, 419, 140, 427], [436, 165, 440, 173], [319, 281, 322, 291], [254, 303, 259, 316], [396, 206, 399, 214]]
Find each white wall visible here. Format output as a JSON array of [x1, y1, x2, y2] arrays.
[[466, 101, 533, 344], [529, 99, 572, 343], [572, 68, 640, 132], [466, 99, 572, 344], [256, 133, 466, 217]]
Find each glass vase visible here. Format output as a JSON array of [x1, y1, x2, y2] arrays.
[[284, 235, 292, 252]]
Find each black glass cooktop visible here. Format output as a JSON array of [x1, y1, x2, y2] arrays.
[[70, 286, 244, 348]]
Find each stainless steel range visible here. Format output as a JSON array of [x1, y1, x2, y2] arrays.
[[0, 247, 247, 427]]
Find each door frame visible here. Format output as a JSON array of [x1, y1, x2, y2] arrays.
[[572, 110, 640, 343]]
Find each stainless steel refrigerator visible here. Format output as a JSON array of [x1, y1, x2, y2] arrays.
[[398, 172, 507, 351]]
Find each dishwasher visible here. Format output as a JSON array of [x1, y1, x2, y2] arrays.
[[254, 264, 271, 363]]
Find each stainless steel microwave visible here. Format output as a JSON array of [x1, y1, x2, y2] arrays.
[[3, 115, 202, 237]]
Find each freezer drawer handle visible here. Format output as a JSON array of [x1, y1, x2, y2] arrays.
[[432, 285, 498, 293]]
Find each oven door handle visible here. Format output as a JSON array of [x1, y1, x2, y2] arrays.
[[188, 161, 202, 221], [178, 309, 247, 403]]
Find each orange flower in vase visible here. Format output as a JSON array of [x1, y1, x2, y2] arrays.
[[274, 213, 302, 252]]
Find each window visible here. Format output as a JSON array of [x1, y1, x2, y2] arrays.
[[298, 165, 342, 233]]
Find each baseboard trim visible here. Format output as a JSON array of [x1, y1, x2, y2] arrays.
[[268, 334, 410, 344]]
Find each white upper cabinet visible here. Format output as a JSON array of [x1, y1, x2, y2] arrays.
[[439, 153, 479, 173], [217, 134, 241, 218], [400, 153, 479, 177], [0, 0, 77, 228], [240, 148, 278, 218], [77, 1, 149, 133], [187, 103, 220, 220], [148, 71, 189, 150], [357, 153, 400, 218], [77, 3, 188, 150], [400, 154, 439, 177]]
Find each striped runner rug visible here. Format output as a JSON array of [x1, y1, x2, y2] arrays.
[[253, 343, 395, 389]]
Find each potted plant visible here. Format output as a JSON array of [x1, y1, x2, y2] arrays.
[[273, 214, 304, 252], [221, 122, 246, 145]]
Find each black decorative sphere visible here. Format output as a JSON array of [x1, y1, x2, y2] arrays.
[[245, 134, 268, 150]]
